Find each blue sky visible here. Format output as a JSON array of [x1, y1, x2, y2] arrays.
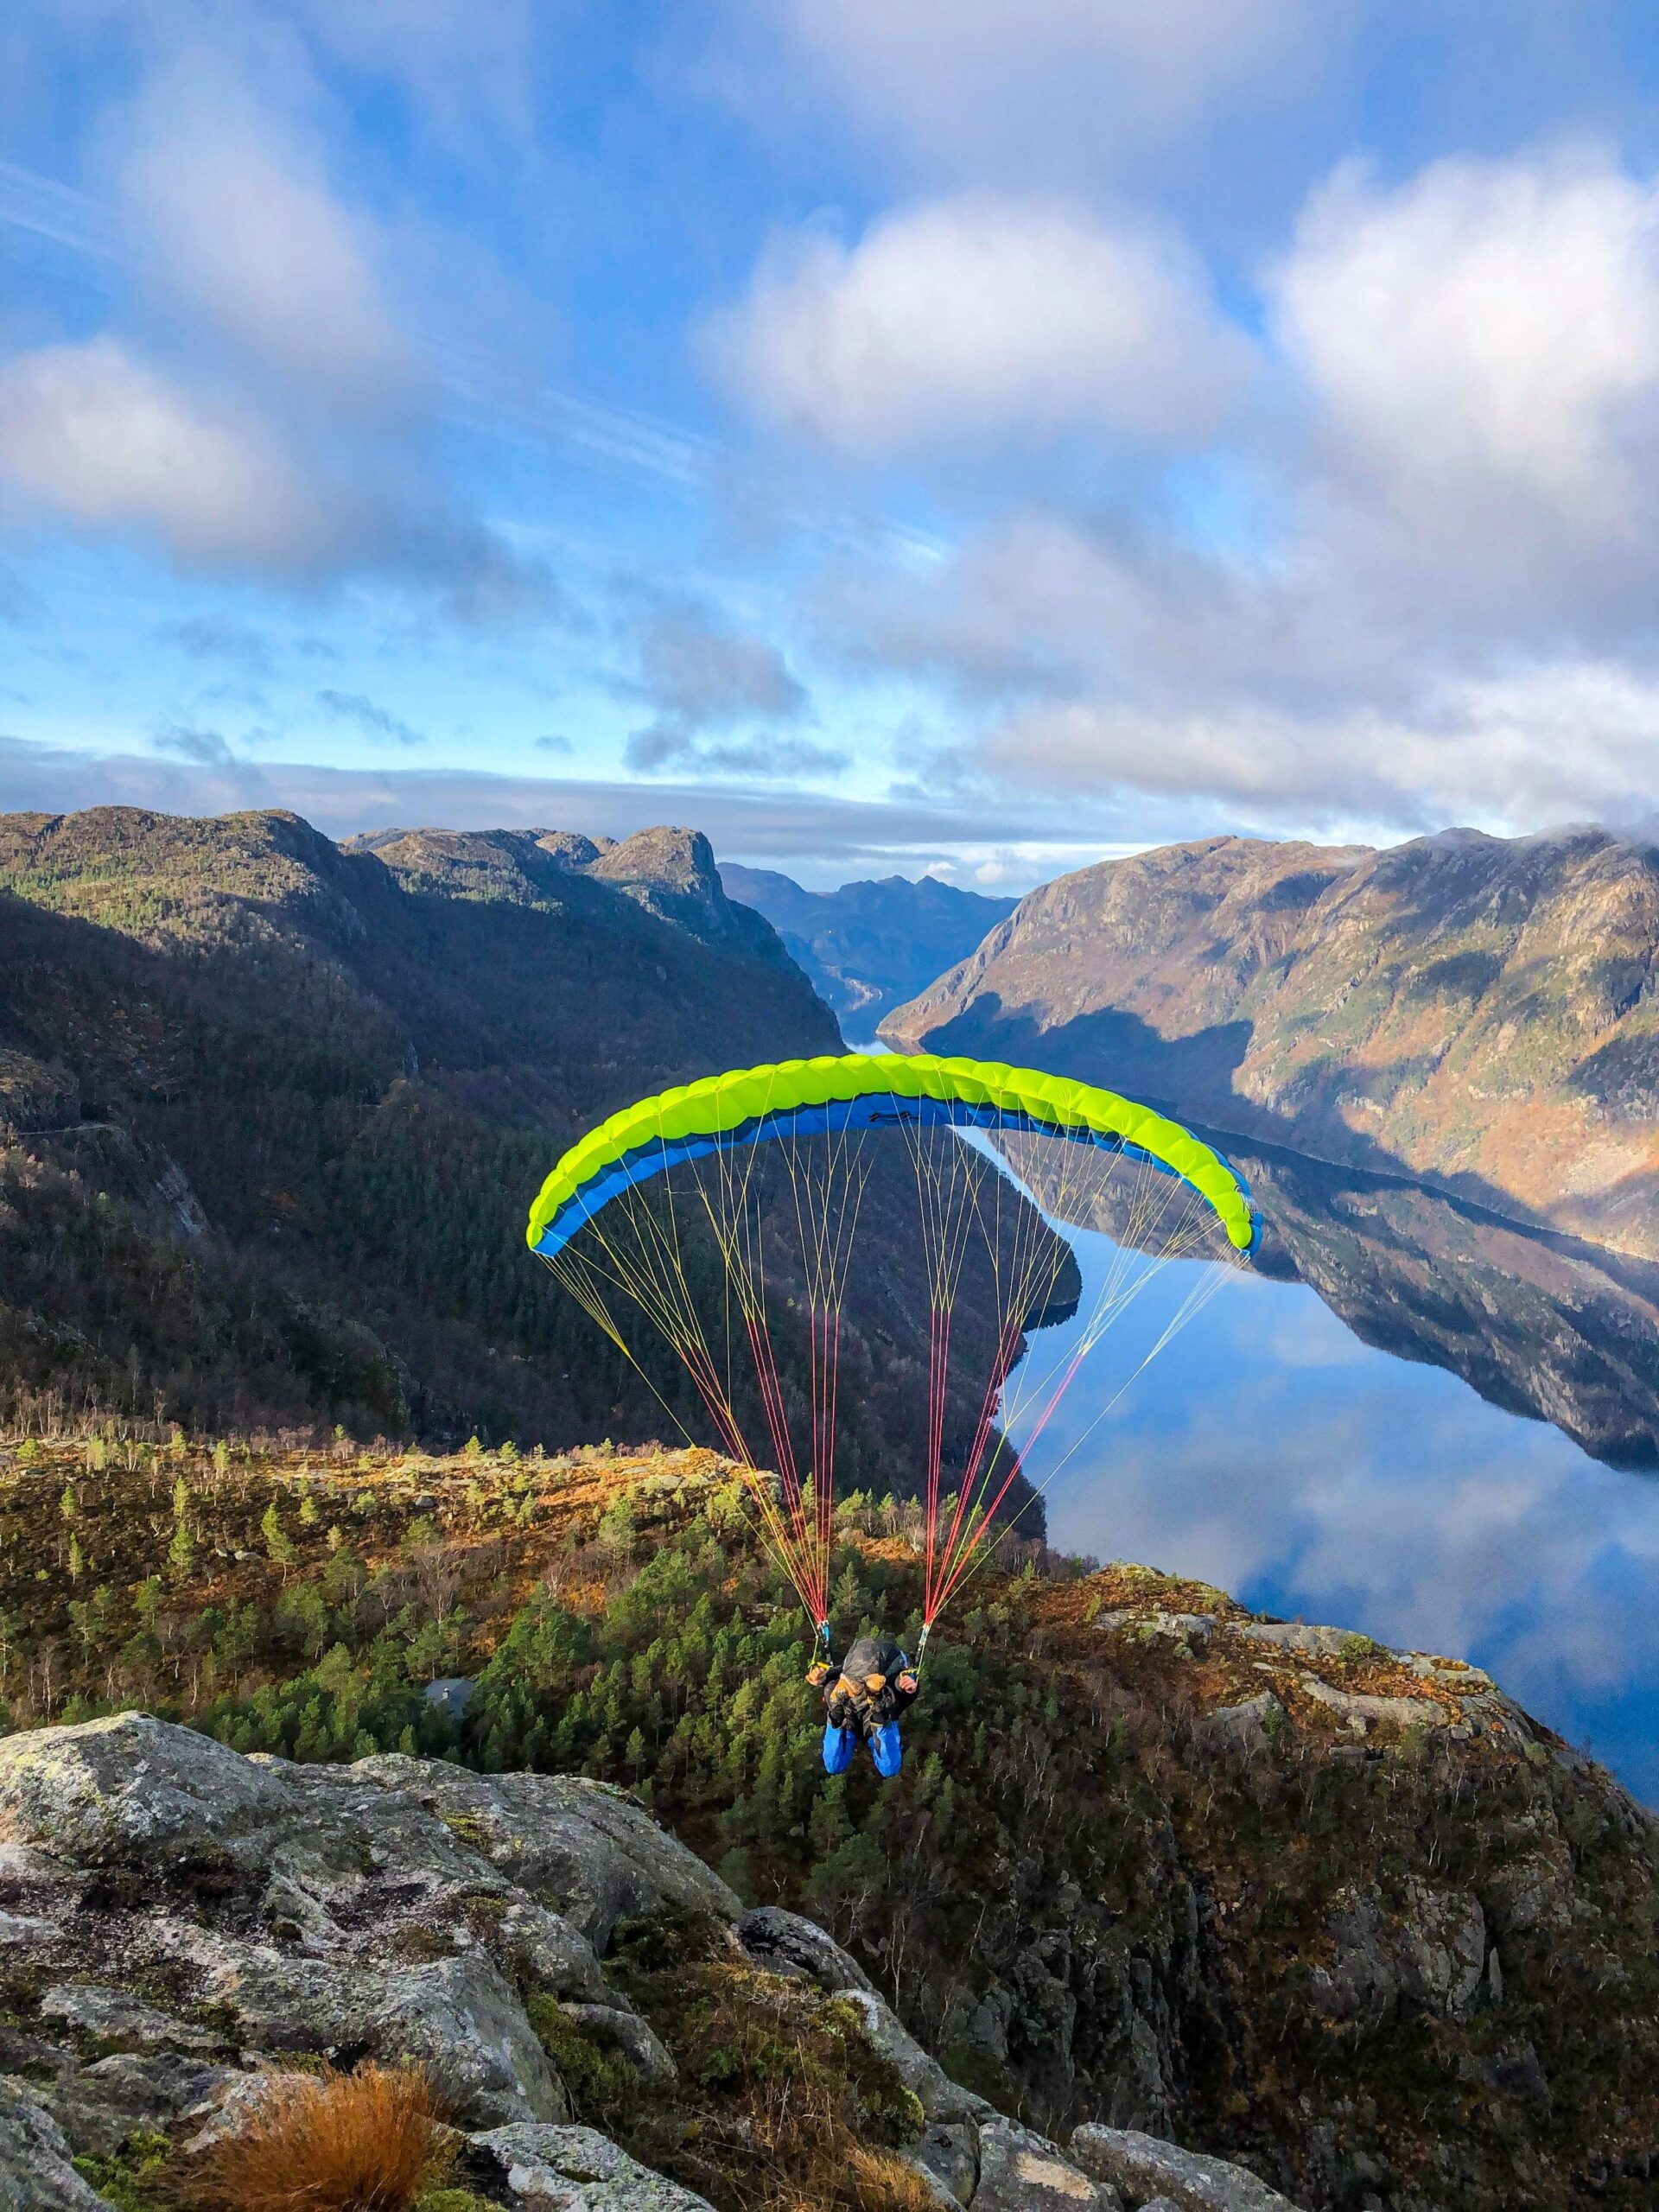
[[6, 3, 1659, 887]]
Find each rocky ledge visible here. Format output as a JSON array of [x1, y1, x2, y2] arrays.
[[0, 1714, 1299, 2212]]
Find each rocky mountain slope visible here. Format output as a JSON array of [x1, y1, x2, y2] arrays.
[[0, 807, 839, 1452], [1, 1434, 1652, 2210], [0, 1710, 1295, 2212], [719, 868, 1015, 1044], [882, 827, 1659, 1260]]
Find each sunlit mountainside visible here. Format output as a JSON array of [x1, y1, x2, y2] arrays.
[[886, 827, 1659, 1261]]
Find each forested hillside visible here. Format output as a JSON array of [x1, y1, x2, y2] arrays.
[[0, 808, 918, 1459], [1, 1433, 1651, 2212]]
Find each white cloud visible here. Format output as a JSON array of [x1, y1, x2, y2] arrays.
[[803, 148, 1659, 833], [315, 688, 426, 748], [626, 728, 849, 779], [1270, 148, 1659, 537], [0, 43, 548, 604], [706, 194, 1249, 458], [772, 0, 1320, 176], [619, 597, 832, 778], [0, 730, 1077, 874], [0, 335, 538, 608], [976, 658, 1659, 831], [0, 339, 355, 572], [120, 44, 412, 413], [291, 0, 543, 159]]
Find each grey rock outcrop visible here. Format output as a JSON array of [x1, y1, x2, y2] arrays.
[[1194, 1692, 1285, 1757], [1296, 1675, 1443, 1734], [47, 2054, 240, 2158], [3, 1715, 1232, 2212], [342, 1752, 742, 1948], [0, 1715, 727, 2155], [912, 2119, 983, 2207], [0, 2078, 111, 2210], [1232, 1623, 1354, 1662], [737, 1903, 986, 2126], [39, 1983, 219, 2052], [735, 1903, 879, 1993], [1069, 2126, 1308, 2211], [1306, 1881, 1488, 2026], [461, 2123, 716, 2209], [974, 2120, 1123, 2211]]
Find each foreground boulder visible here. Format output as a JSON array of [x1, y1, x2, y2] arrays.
[[461, 2124, 716, 2209], [1071, 2130, 1305, 2212], [0, 2080, 110, 2211], [0, 1716, 1305, 2212]]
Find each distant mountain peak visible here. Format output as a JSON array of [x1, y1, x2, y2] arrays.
[[720, 861, 1016, 1044]]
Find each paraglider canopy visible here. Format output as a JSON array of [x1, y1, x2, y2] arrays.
[[528, 1052, 1254, 1637], [528, 1052, 1256, 1261]]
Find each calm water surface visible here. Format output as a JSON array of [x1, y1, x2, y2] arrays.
[[1006, 1218, 1659, 1806]]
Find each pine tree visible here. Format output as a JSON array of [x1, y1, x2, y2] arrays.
[[809, 1775, 852, 1859], [263, 1500, 297, 1572]]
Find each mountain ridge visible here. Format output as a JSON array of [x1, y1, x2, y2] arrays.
[[719, 864, 1016, 1044], [882, 825, 1659, 1259], [0, 804, 839, 1446]]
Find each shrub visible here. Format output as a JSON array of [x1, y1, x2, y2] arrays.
[[524, 1992, 637, 2120], [602, 1916, 929, 2212], [179, 2064, 451, 2212]]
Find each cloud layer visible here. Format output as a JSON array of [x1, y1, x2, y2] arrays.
[[770, 0, 1319, 180], [0, 728, 1097, 878], [0, 340, 348, 571], [707, 194, 1248, 457], [9, 6, 1659, 860], [757, 143, 1659, 834], [0, 23, 539, 608]]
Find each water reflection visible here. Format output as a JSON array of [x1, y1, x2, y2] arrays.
[[1001, 1142, 1659, 1804]]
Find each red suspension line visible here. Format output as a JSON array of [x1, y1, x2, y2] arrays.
[[745, 1311, 827, 1620], [925, 1312, 1022, 1622], [809, 1304, 842, 1616], [922, 1302, 950, 1615], [931, 1311, 1103, 1616], [670, 1316, 821, 1613]]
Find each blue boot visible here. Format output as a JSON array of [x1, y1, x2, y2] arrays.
[[868, 1720, 903, 1777], [822, 1721, 856, 1775]]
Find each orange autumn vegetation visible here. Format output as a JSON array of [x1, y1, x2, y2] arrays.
[[179, 2064, 451, 2212]]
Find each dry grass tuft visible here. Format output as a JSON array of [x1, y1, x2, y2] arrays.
[[181, 2063, 452, 2212], [844, 2146, 943, 2212]]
